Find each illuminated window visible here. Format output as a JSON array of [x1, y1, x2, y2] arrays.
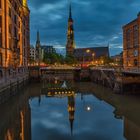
[[0, 16, 2, 47], [0, 53, 2, 66], [133, 25, 139, 48], [134, 59, 138, 66], [0, 0, 1, 9]]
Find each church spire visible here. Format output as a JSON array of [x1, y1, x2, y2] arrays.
[[66, 0, 75, 56], [69, 2, 72, 20], [36, 30, 40, 44]]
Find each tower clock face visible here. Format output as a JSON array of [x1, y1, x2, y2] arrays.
[[134, 50, 138, 57]]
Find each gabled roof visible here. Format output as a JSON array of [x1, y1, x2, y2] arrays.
[[74, 47, 109, 58]]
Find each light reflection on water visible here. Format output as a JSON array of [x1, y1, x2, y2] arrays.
[[1, 82, 140, 140]]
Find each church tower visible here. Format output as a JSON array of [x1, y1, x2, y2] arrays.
[[36, 31, 41, 66], [23, 0, 28, 7], [66, 2, 75, 56]]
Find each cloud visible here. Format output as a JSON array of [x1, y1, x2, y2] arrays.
[[28, 0, 140, 55]]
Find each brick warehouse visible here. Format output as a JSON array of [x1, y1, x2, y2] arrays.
[[0, 0, 30, 75], [123, 12, 140, 69]]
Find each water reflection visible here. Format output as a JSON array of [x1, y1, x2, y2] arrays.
[[0, 82, 140, 140], [43, 81, 75, 135], [0, 90, 31, 140]]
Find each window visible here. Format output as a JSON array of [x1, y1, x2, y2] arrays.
[[133, 25, 139, 48], [9, 38, 12, 49], [126, 29, 131, 48], [9, 8, 11, 17], [0, 53, 2, 66], [134, 59, 138, 66], [9, 24, 12, 34], [0, 0, 1, 9], [14, 27, 17, 37], [0, 16, 2, 47], [14, 15, 17, 24]]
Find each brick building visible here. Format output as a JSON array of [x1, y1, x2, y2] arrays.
[[0, 0, 30, 74], [74, 47, 109, 65], [123, 12, 140, 69]]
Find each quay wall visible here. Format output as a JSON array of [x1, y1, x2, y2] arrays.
[[0, 74, 29, 105]]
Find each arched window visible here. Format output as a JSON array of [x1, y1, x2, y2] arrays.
[[134, 59, 138, 66]]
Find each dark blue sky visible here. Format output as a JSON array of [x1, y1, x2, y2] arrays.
[[28, 0, 140, 56]]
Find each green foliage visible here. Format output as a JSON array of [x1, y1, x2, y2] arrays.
[[43, 52, 65, 64], [65, 55, 77, 64], [43, 52, 77, 65]]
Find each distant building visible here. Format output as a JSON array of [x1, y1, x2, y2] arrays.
[[74, 47, 109, 64], [123, 12, 140, 69], [66, 3, 75, 56], [41, 45, 56, 54], [111, 52, 123, 66], [30, 45, 36, 61]]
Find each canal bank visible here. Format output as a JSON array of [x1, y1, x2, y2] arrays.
[[0, 73, 29, 104]]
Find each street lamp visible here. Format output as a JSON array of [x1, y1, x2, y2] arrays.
[[92, 53, 95, 65]]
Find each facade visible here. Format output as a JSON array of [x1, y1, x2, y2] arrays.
[[66, 3, 75, 56], [74, 47, 109, 65], [0, 0, 30, 75], [123, 12, 140, 69], [30, 45, 36, 62], [41, 45, 56, 54]]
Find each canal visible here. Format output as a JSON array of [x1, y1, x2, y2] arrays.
[[0, 82, 140, 140]]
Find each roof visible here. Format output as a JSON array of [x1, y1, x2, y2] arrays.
[[41, 45, 54, 49], [74, 47, 109, 58], [123, 19, 137, 28], [123, 12, 140, 28]]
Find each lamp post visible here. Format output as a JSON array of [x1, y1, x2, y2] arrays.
[[92, 53, 95, 65], [82, 49, 91, 68]]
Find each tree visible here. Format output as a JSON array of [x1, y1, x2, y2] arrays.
[[65, 55, 77, 65]]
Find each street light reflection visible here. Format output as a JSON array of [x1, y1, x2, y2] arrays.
[[86, 106, 91, 111]]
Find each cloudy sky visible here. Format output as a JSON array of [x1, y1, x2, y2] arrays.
[[28, 0, 140, 56]]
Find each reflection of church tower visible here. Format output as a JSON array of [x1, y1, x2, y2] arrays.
[[67, 93, 75, 135], [36, 31, 41, 66], [66, 1, 75, 56]]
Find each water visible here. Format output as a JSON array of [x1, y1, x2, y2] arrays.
[[0, 82, 140, 140]]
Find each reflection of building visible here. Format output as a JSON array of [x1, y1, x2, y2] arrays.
[[67, 93, 75, 135], [124, 117, 140, 140], [0, 93, 31, 140], [74, 47, 109, 64], [46, 86, 75, 135], [123, 12, 140, 69], [0, 0, 30, 69], [66, 2, 75, 56]]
